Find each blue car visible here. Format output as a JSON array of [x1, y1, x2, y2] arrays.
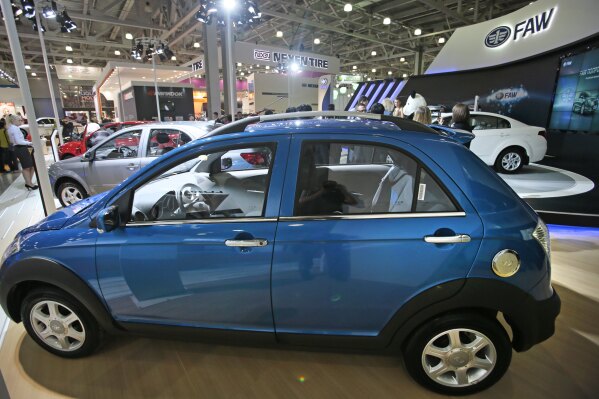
[[0, 112, 559, 395]]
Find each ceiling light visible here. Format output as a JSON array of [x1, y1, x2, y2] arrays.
[[371, 68, 376, 73], [383, 17, 391, 25], [371, 50, 377, 56], [193, 42, 200, 48], [314, 38, 320, 44], [414, 28, 422, 36], [388, 71, 392, 75], [276, 31, 283, 38], [402, 73, 408, 78], [265, 65, 270, 70], [65, 45, 73, 52], [438, 37, 446, 44], [240, 72, 245, 76], [237, 62, 242, 66], [66, 58, 73, 64], [400, 57, 405, 62], [125, 32, 134, 40], [367, 78, 371, 81], [171, 55, 177, 60], [344, 4, 352, 12], [25, 65, 31, 70], [31, 72, 37, 76], [352, 65, 357, 70], [114, 50, 121, 55]]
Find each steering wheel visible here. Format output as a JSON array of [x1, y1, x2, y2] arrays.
[[177, 183, 210, 214], [118, 146, 135, 157]]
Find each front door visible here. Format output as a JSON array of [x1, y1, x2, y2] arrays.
[[84, 128, 144, 194], [96, 136, 289, 331], [271, 135, 484, 342]]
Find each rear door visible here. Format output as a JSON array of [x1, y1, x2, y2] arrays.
[[271, 134, 484, 344]]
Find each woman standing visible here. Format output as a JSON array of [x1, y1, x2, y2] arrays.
[[392, 98, 404, 118], [6, 114, 38, 189]]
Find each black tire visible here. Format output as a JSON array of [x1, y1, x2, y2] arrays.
[[403, 313, 512, 395], [20, 288, 103, 358], [494, 147, 525, 174], [57, 180, 88, 207], [61, 154, 74, 160]]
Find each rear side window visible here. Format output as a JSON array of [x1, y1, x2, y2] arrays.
[[147, 129, 192, 157], [294, 142, 458, 216], [471, 115, 511, 130]]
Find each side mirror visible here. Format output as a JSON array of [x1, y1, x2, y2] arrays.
[[81, 151, 94, 162], [221, 157, 233, 170], [96, 205, 120, 233]]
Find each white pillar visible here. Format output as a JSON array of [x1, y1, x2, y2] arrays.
[[152, 54, 162, 122], [203, 22, 220, 118], [1, 0, 56, 214], [222, 14, 236, 120], [35, 11, 63, 145], [117, 67, 126, 122]]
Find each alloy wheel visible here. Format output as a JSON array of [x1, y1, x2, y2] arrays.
[[61, 186, 83, 205], [421, 328, 497, 387], [29, 300, 86, 352], [501, 152, 522, 171]]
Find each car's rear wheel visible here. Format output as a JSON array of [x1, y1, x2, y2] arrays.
[[495, 148, 525, 174], [21, 288, 103, 358], [403, 313, 512, 395], [58, 180, 88, 207]]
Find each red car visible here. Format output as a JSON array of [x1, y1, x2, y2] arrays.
[[58, 121, 147, 159]]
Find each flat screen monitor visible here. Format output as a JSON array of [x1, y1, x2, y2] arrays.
[[549, 47, 599, 132]]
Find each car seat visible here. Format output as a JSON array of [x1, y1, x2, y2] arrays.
[[371, 165, 414, 213]]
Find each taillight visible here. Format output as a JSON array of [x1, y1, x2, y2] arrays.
[[240, 152, 267, 166], [538, 130, 547, 139]]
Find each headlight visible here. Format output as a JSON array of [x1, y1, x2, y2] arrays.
[[532, 218, 550, 259], [1, 235, 21, 265]]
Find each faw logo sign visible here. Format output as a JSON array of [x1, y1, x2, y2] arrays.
[[485, 7, 556, 48]]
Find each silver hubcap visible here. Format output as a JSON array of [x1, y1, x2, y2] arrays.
[[421, 328, 496, 387], [501, 152, 522, 171], [61, 186, 83, 205], [30, 300, 86, 352]]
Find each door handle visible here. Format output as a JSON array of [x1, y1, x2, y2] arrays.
[[424, 234, 471, 244], [225, 239, 268, 247], [126, 163, 138, 171]]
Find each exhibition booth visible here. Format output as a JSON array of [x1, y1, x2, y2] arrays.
[[345, 0, 599, 226]]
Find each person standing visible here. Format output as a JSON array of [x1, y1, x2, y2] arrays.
[[392, 98, 404, 118], [0, 120, 13, 173], [6, 114, 37, 189], [413, 106, 432, 125], [450, 103, 472, 132]]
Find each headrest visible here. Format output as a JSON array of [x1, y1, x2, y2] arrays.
[[155, 132, 170, 144]]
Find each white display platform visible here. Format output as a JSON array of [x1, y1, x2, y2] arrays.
[[501, 163, 595, 199]]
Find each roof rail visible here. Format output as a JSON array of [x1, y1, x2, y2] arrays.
[[204, 111, 438, 138]]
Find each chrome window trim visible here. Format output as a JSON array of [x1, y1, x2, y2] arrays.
[[279, 212, 466, 221], [126, 217, 278, 227]]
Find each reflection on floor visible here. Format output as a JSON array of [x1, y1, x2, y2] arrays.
[[501, 164, 594, 199], [0, 225, 598, 398]]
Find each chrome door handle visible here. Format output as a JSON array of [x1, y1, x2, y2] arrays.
[[126, 163, 138, 171], [424, 234, 471, 244], [225, 239, 268, 247]]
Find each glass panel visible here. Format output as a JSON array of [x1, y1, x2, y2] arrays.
[[147, 129, 193, 157], [294, 142, 418, 216], [130, 145, 274, 222], [415, 169, 458, 212], [94, 130, 142, 160]]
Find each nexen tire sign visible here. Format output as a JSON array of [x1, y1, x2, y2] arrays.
[[485, 7, 555, 48]]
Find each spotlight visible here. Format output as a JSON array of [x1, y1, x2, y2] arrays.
[[414, 28, 422, 36], [125, 32, 134, 40], [438, 37, 446, 44], [193, 42, 200, 48], [313, 38, 320, 44], [114, 50, 121, 55], [383, 17, 391, 25], [344, 4, 352, 12], [371, 50, 377, 56], [66, 58, 73, 64], [276, 31, 283, 38], [65, 45, 73, 52], [22, 0, 35, 19], [42, 2, 58, 18]]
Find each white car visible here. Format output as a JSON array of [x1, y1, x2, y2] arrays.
[[441, 111, 547, 173], [19, 117, 58, 137]]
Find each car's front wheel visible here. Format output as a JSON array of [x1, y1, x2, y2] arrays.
[[57, 180, 88, 207], [495, 147, 525, 174], [21, 288, 103, 358], [403, 313, 512, 395]]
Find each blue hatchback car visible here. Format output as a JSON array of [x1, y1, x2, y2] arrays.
[[0, 112, 559, 395]]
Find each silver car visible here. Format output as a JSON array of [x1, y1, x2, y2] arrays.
[[49, 122, 217, 207]]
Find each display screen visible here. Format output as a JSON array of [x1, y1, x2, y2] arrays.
[[549, 47, 599, 132]]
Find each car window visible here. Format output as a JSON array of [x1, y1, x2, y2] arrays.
[[470, 115, 511, 130], [147, 129, 192, 157], [130, 144, 275, 222], [94, 130, 142, 160], [294, 141, 457, 216]]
